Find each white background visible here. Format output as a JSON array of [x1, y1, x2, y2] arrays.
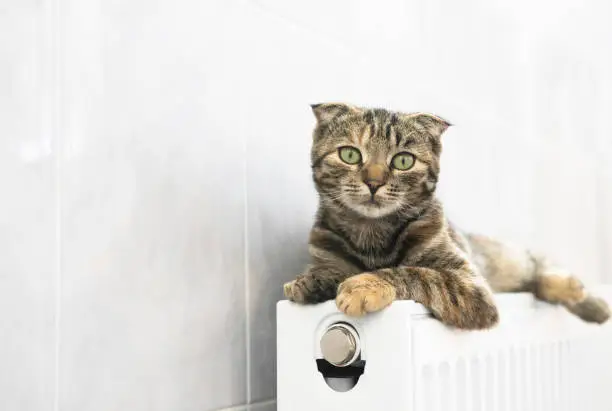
[[1, 0, 611, 410]]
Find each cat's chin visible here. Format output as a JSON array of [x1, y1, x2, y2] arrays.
[[347, 202, 398, 219]]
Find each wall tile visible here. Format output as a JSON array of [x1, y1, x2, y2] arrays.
[[58, 1, 248, 410], [531, 142, 603, 283], [0, 2, 56, 410], [241, 5, 337, 402]]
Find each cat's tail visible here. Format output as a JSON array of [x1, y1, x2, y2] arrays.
[[565, 295, 611, 324]]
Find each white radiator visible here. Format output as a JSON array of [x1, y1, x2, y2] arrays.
[[277, 286, 612, 411]]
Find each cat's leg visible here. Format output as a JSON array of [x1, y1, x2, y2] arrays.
[[283, 265, 347, 304], [335, 265, 499, 330], [284, 225, 366, 303], [284, 258, 360, 304], [467, 234, 610, 324], [534, 266, 610, 324]]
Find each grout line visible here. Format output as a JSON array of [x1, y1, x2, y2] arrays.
[[211, 399, 276, 411], [243, 105, 251, 402], [50, 0, 63, 409], [597, 163, 609, 284]]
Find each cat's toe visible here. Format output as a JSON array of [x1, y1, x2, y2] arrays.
[[284, 280, 308, 303], [283, 281, 296, 300], [336, 274, 396, 317]]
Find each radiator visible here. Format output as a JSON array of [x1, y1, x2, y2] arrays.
[[277, 286, 612, 411]]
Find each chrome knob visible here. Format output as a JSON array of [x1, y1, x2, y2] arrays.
[[320, 323, 360, 367]]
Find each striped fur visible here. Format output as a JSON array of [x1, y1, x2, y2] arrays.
[[284, 103, 610, 329]]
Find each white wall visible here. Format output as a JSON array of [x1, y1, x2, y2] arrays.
[[1, 0, 611, 410]]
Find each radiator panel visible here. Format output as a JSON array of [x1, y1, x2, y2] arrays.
[[277, 288, 612, 411]]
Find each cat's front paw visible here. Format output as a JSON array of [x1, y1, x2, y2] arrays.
[[283, 279, 304, 302], [283, 275, 333, 304], [336, 274, 396, 317]]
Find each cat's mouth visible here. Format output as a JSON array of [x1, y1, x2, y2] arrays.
[[351, 199, 398, 218], [339, 190, 400, 218], [366, 196, 381, 206]]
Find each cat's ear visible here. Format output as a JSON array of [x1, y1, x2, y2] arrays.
[[310, 102, 361, 123], [406, 113, 452, 138]]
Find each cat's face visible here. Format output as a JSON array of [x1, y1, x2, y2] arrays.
[[310, 103, 450, 219]]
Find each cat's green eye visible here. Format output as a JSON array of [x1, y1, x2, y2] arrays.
[[391, 152, 415, 170], [338, 146, 362, 165]]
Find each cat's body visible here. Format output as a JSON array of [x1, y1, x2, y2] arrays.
[[284, 103, 610, 329]]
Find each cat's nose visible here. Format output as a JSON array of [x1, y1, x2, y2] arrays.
[[362, 164, 388, 195], [365, 180, 385, 195]]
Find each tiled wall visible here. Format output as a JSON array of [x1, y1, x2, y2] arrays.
[[1, 0, 611, 410]]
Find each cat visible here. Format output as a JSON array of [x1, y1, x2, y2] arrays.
[[283, 102, 610, 329]]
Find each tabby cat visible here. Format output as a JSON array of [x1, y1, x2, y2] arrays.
[[283, 102, 610, 329]]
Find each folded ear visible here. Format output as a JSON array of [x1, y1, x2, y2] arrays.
[[310, 102, 361, 123], [405, 112, 452, 138]]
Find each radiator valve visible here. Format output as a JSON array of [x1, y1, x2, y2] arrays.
[[320, 323, 361, 367]]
